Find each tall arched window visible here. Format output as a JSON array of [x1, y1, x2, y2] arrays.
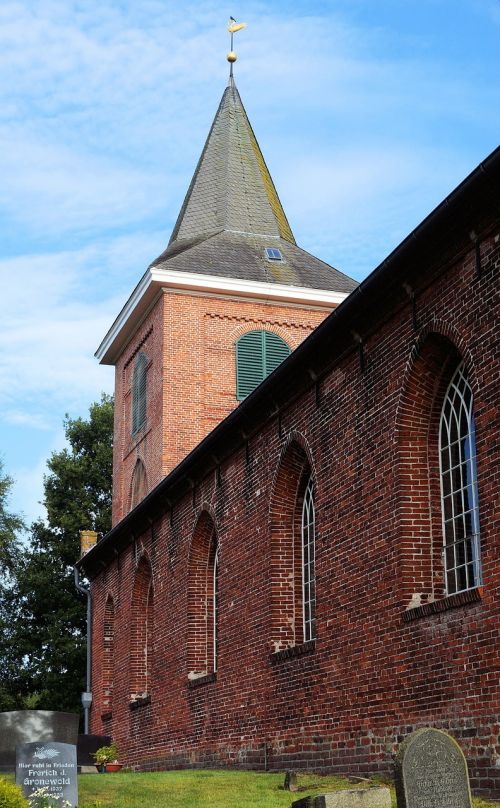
[[130, 459, 148, 510], [187, 513, 219, 678], [270, 442, 315, 650], [132, 352, 148, 434], [236, 330, 291, 400], [103, 596, 114, 715], [130, 557, 153, 700], [301, 476, 316, 642], [439, 363, 481, 594], [213, 547, 219, 673]]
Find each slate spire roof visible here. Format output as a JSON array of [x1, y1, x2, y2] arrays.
[[151, 79, 357, 295]]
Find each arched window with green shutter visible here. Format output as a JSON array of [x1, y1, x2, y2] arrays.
[[235, 330, 291, 400], [132, 352, 148, 435]]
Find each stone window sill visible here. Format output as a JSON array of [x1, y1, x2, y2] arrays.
[[101, 711, 112, 721], [269, 640, 316, 665], [402, 586, 483, 623], [129, 694, 151, 710], [187, 672, 216, 689]]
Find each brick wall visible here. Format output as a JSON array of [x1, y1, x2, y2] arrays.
[[91, 228, 499, 797], [112, 291, 329, 524]]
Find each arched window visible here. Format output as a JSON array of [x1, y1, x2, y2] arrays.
[[439, 363, 481, 594], [301, 476, 316, 642], [130, 557, 153, 700], [130, 459, 148, 510], [132, 352, 148, 434], [103, 596, 114, 716], [395, 333, 478, 604], [213, 547, 219, 673], [236, 330, 291, 400], [187, 513, 219, 678], [270, 442, 315, 650]]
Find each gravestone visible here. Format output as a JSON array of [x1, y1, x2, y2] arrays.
[[394, 727, 472, 808], [16, 741, 78, 807], [291, 787, 391, 807], [284, 770, 299, 791], [0, 710, 78, 773]]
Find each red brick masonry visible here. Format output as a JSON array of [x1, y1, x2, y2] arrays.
[[81, 151, 500, 798]]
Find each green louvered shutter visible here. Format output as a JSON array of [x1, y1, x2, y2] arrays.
[[263, 331, 291, 376], [236, 331, 291, 400], [132, 352, 147, 434]]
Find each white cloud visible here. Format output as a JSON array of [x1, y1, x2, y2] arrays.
[[3, 410, 52, 430], [0, 0, 498, 531], [0, 238, 150, 418]]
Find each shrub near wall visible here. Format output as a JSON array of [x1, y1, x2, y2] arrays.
[[0, 779, 27, 808]]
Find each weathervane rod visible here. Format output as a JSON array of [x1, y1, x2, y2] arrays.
[[227, 16, 247, 79]]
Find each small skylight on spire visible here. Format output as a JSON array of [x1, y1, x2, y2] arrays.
[[265, 247, 284, 262]]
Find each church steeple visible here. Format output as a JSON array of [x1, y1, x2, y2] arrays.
[[151, 81, 356, 295], [167, 79, 295, 248]]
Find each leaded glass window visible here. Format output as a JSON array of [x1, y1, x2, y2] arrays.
[[301, 476, 316, 642], [439, 363, 481, 595]]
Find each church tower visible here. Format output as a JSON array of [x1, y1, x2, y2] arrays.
[[96, 76, 357, 526]]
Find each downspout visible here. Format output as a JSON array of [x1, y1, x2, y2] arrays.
[[74, 565, 92, 734]]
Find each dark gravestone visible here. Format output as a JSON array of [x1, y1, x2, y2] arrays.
[[394, 727, 472, 808], [0, 710, 78, 773], [16, 741, 78, 807], [284, 770, 299, 791]]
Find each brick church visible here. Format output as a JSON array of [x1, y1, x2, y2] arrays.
[[77, 71, 500, 797]]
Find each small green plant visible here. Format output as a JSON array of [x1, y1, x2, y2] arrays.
[[0, 778, 28, 808], [91, 742, 119, 765]]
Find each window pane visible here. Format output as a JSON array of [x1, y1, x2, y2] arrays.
[[439, 364, 481, 595], [301, 476, 316, 642]]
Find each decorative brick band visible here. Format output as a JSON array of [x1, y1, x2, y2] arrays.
[[402, 587, 483, 622], [129, 695, 151, 710], [187, 672, 217, 689], [269, 640, 316, 664]]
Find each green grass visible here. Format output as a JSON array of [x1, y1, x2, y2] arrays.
[[2, 770, 498, 807], [78, 770, 500, 808]]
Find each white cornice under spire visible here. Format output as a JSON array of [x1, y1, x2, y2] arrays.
[[95, 266, 349, 365]]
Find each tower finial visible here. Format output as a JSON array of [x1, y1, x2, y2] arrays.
[[227, 17, 247, 78]]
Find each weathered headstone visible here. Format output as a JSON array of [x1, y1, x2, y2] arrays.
[[291, 787, 391, 807], [16, 741, 78, 807], [284, 770, 299, 791], [394, 727, 472, 808], [0, 710, 78, 773]]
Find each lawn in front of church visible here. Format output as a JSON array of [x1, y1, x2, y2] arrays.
[[2, 771, 497, 807], [76, 769, 496, 808]]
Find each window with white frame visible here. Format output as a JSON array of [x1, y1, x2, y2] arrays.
[[301, 476, 316, 641], [439, 363, 481, 595]]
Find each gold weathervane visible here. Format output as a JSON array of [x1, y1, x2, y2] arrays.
[[227, 16, 247, 75]]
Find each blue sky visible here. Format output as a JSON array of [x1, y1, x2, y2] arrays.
[[1, 0, 499, 527]]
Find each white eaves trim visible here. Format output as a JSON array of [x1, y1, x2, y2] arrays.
[[95, 266, 351, 365]]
